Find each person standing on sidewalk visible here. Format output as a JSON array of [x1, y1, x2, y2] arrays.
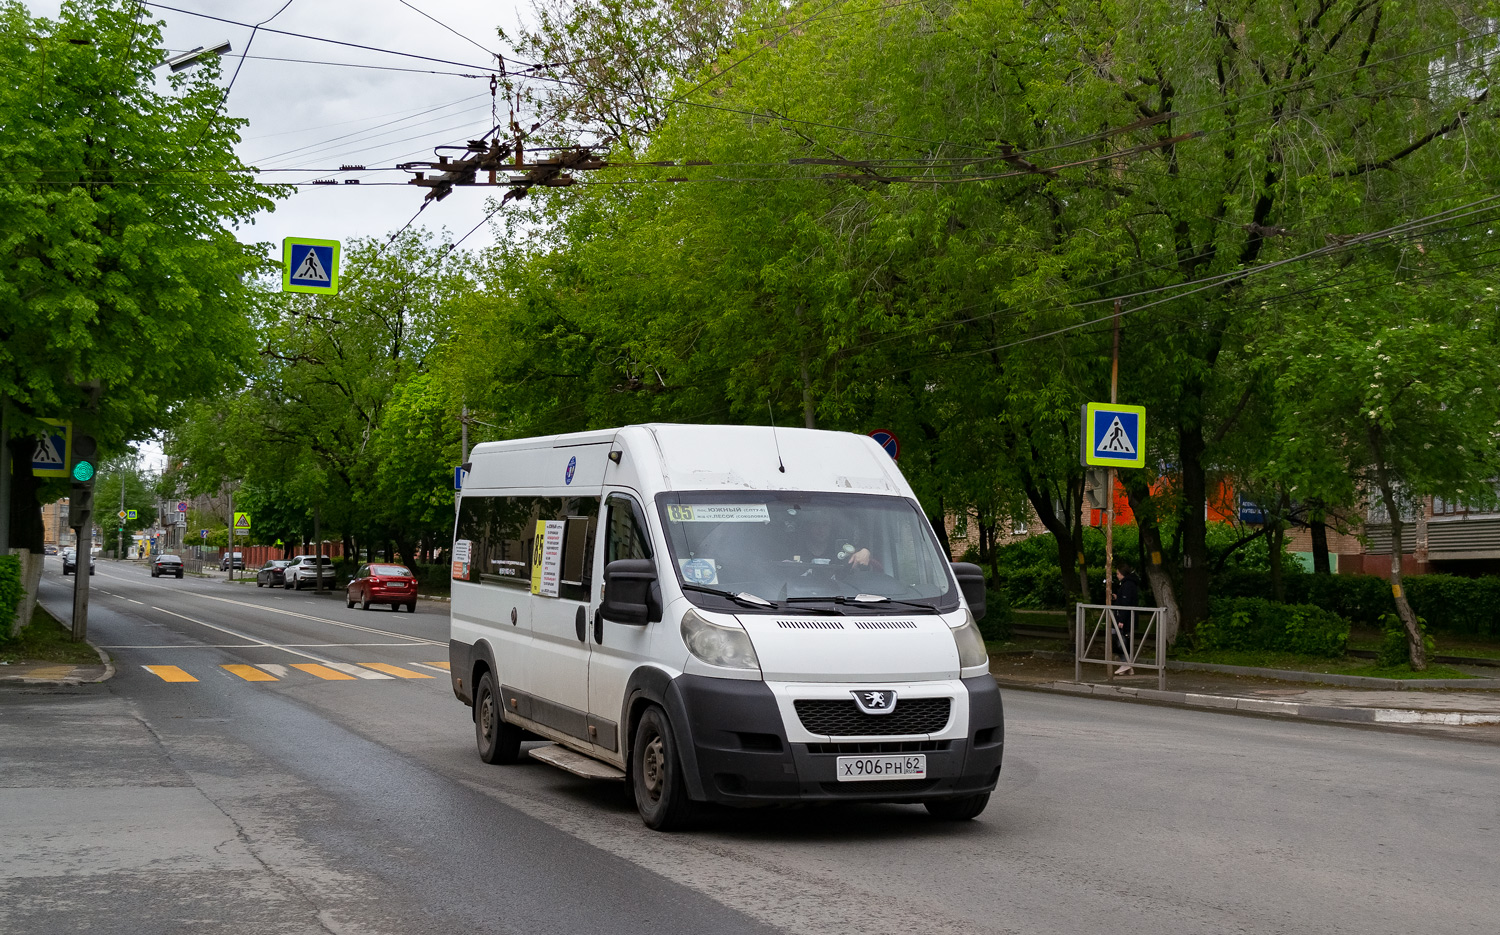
[[1113, 561, 1142, 675]]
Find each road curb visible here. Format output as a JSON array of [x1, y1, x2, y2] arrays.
[[0, 599, 115, 687], [1023, 648, 1500, 690], [997, 678, 1500, 727]]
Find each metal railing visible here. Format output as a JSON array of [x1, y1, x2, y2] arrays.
[[1075, 603, 1167, 691]]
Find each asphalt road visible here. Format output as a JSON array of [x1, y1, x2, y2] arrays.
[[3, 558, 1497, 934]]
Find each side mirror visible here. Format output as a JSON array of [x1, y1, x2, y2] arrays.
[[951, 562, 987, 621], [601, 558, 660, 625]]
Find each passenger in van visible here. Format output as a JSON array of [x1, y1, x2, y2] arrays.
[[791, 509, 880, 572]]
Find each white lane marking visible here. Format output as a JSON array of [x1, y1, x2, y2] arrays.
[[97, 571, 443, 646], [127, 599, 144, 604], [324, 662, 392, 680], [148, 607, 337, 664], [97, 642, 422, 649], [256, 664, 291, 678], [410, 662, 451, 674]]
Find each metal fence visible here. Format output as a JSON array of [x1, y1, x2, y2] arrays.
[[1075, 603, 1167, 691]]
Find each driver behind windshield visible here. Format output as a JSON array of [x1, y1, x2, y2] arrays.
[[789, 509, 880, 572]]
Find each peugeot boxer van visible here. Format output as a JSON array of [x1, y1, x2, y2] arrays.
[[447, 424, 1002, 830]]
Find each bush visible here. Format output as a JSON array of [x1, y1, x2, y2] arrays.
[[1376, 613, 1436, 667], [1197, 597, 1350, 658], [1212, 570, 1500, 636], [977, 586, 1012, 641], [0, 554, 21, 634]]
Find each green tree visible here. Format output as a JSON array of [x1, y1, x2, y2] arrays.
[[1, 0, 282, 550]]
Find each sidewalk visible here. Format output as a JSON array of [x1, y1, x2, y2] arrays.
[[992, 651, 1500, 735]]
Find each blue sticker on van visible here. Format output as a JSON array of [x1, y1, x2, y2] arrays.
[[565, 455, 577, 485]]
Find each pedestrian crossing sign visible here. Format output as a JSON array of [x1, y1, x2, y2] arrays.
[[234, 512, 251, 530], [282, 237, 340, 294], [30, 420, 70, 478], [1081, 402, 1146, 468]]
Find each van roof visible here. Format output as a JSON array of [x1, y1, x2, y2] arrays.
[[468, 423, 911, 497]]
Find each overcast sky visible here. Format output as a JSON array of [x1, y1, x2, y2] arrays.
[[32, 0, 533, 257], [29, 0, 540, 468]]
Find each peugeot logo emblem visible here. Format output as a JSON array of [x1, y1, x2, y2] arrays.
[[851, 689, 897, 715]]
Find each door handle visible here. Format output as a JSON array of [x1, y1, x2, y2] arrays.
[[593, 612, 603, 645], [574, 605, 586, 642]]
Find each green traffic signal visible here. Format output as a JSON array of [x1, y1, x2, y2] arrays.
[[71, 460, 95, 482]]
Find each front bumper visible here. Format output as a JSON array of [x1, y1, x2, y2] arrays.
[[669, 674, 1004, 806]]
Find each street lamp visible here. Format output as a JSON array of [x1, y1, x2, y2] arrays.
[[163, 40, 232, 72]]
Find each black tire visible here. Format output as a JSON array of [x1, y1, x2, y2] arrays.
[[345, 596, 355, 608], [176, 572, 183, 579], [630, 706, 696, 831], [474, 673, 523, 764], [257, 580, 264, 588], [361, 599, 371, 610], [406, 603, 416, 613], [924, 792, 990, 821]]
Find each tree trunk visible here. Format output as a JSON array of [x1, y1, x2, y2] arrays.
[[1309, 502, 1331, 574], [793, 304, 816, 429], [1371, 448, 1426, 670], [1123, 480, 1181, 647], [7, 437, 45, 636], [1177, 422, 1210, 636], [928, 495, 952, 560], [1022, 479, 1084, 598]]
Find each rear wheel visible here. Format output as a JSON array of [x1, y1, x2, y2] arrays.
[[257, 580, 264, 588], [631, 706, 696, 831], [176, 572, 183, 579], [361, 597, 371, 610], [406, 602, 417, 613], [474, 673, 522, 764], [924, 792, 990, 821]]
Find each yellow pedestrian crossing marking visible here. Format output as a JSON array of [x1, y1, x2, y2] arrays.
[[143, 665, 197, 683], [222, 664, 277, 682], [292, 663, 358, 680], [138, 661, 445, 684], [359, 662, 433, 679]]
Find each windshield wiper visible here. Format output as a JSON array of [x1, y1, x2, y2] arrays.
[[681, 584, 843, 615], [680, 583, 777, 608], [785, 595, 940, 612]]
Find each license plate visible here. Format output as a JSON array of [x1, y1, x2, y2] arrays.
[[835, 754, 927, 781]]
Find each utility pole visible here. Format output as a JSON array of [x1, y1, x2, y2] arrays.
[[116, 465, 125, 559], [226, 485, 234, 581], [1106, 298, 1121, 613], [68, 433, 97, 641], [314, 504, 323, 592]]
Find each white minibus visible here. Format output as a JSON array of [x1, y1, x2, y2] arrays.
[[448, 424, 1003, 829]]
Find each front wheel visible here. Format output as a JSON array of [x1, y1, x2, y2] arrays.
[[474, 673, 522, 764], [924, 792, 990, 821], [631, 707, 696, 831]]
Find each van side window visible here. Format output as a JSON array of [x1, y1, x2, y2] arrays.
[[606, 495, 653, 563], [456, 494, 598, 600]]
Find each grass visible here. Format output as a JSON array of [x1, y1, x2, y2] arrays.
[[1171, 647, 1477, 680], [1347, 627, 1500, 661], [0, 604, 103, 666]]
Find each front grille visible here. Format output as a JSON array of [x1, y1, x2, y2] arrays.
[[794, 697, 951, 736], [777, 619, 844, 629], [852, 619, 919, 629], [805, 740, 950, 755]]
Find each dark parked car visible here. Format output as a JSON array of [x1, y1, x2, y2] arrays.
[[346, 563, 418, 612], [44, 544, 58, 555], [61, 548, 94, 576], [256, 559, 292, 588], [151, 554, 185, 579], [220, 551, 244, 571]]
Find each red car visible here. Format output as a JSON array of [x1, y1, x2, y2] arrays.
[[346, 563, 418, 612]]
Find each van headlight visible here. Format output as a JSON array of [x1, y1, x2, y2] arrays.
[[681, 608, 760, 670], [950, 610, 989, 669]]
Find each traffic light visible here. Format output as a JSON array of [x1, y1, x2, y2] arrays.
[[67, 433, 97, 527], [70, 432, 97, 483]]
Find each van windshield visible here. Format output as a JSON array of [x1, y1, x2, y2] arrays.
[[656, 491, 955, 613]]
